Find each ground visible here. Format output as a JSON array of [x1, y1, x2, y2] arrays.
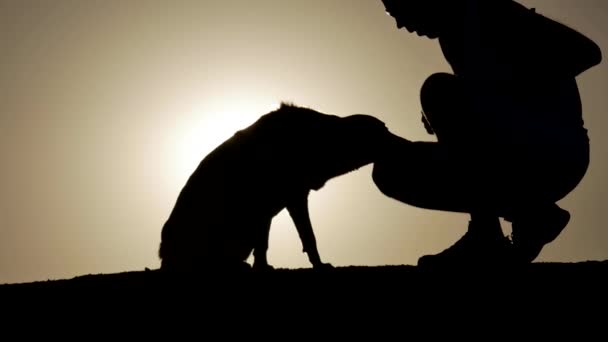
[[2, 262, 606, 330]]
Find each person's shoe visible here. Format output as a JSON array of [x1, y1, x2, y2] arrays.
[[417, 221, 513, 269], [510, 204, 570, 264]]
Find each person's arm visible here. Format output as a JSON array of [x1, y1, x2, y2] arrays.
[[523, 5, 602, 77], [486, 0, 602, 78], [445, 0, 602, 79]]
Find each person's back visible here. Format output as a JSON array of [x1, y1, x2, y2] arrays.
[[436, 0, 600, 147], [437, 0, 601, 79]]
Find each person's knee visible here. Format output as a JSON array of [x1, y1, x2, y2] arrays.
[[420, 73, 461, 123], [420, 73, 483, 144]]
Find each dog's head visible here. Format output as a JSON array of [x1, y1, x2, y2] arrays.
[[260, 103, 391, 189]]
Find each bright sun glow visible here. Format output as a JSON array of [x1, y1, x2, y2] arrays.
[[171, 99, 281, 187]]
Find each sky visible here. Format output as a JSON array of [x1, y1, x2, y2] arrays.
[[1, 0, 606, 284]]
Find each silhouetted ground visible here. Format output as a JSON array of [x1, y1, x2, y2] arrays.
[[3, 261, 607, 295], [2, 262, 606, 331]]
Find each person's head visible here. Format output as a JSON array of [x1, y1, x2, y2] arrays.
[[381, 0, 458, 39]]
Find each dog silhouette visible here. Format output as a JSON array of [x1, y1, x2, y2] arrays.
[[159, 102, 390, 272]]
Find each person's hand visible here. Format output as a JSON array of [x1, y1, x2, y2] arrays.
[[421, 111, 435, 135]]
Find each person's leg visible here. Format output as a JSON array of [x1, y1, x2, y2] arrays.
[[373, 138, 500, 215], [377, 72, 591, 266], [492, 76, 591, 263], [507, 138, 590, 263], [377, 96, 516, 269], [373, 136, 513, 268]]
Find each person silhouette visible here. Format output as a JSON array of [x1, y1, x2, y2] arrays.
[[373, 0, 602, 267]]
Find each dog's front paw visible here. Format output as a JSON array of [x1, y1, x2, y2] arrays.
[[253, 263, 275, 272], [313, 262, 334, 271]]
